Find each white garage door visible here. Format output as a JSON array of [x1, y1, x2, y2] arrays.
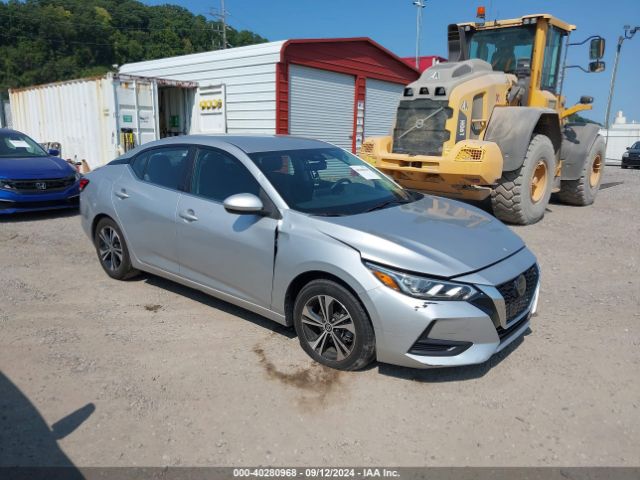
[[289, 65, 355, 150], [365, 79, 404, 137]]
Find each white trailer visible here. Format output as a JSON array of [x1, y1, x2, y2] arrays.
[[9, 73, 200, 169]]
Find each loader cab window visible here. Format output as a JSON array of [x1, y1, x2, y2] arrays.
[[541, 27, 565, 93], [468, 26, 536, 75]]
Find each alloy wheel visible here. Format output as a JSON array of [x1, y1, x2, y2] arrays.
[[300, 295, 356, 362], [97, 226, 123, 272]]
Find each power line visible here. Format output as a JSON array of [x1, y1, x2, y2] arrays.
[[0, 31, 113, 47], [0, 9, 224, 34], [208, 0, 231, 49]]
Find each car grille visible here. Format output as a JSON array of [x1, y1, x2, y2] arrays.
[[392, 99, 452, 156], [496, 264, 539, 324], [3, 175, 76, 192]]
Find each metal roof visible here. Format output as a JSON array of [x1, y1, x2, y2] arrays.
[[119, 41, 288, 75]]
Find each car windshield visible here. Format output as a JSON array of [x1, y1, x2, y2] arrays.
[[633, 142, 640, 149], [0, 131, 48, 158], [467, 25, 536, 74], [249, 147, 418, 216]]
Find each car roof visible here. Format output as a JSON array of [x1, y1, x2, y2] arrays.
[[137, 134, 333, 154]]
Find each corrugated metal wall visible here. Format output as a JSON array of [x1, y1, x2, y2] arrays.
[[10, 76, 117, 168], [119, 41, 286, 135], [364, 79, 403, 137], [289, 65, 355, 150]]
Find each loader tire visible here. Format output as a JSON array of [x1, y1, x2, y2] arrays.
[[555, 135, 605, 206], [491, 134, 556, 225]]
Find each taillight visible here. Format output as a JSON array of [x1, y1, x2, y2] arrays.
[[79, 178, 90, 192]]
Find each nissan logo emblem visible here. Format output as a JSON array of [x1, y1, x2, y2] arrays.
[[514, 274, 527, 298]]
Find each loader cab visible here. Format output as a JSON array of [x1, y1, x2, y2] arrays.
[[449, 14, 575, 108]]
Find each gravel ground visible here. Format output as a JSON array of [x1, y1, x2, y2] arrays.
[[0, 167, 639, 467]]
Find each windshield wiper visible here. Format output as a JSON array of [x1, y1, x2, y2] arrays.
[[312, 212, 348, 217], [364, 199, 409, 213]]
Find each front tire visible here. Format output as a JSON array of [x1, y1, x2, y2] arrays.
[[556, 136, 605, 206], [94, 217, 138, 280], [491, 134, 556, 225], [293, 280, 375, 371]]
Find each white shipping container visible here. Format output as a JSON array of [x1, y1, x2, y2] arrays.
[[10, 73, 199, 169]]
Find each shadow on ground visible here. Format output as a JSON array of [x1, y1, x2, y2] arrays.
[[0, 371, 92, 477], [142, 273, 296, 339], [0, 208, 79, 224], [138, 273, 528, 382]]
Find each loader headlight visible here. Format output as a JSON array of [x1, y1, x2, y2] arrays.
[[365, 262, 478, 301]]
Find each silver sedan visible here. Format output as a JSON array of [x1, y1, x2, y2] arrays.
[[80, 135, 539, 370]]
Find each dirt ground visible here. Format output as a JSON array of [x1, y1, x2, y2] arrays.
[[1, 167, 639, 468]]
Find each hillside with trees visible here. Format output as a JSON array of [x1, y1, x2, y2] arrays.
[[0, 0, 267, 92]]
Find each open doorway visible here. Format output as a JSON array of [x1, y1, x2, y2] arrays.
[[158, 85, 196, 138]]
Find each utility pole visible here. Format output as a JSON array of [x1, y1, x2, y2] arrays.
[[604, 25, 638, 157], [605, 26, 638, 130], [209, 0, 230, 50], [413, 0, 426, 69]]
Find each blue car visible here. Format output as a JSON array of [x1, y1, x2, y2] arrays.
[[0, 128, 81, 214]]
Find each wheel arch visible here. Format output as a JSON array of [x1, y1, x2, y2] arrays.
[[560, 123, 603, 181], [91, 213, 115, 239], [284, 270, 369, 328], [484, 106, 561, 172]]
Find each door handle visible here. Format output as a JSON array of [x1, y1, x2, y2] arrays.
[[179, 209, 199, 222], [115, 189, 129, 199]]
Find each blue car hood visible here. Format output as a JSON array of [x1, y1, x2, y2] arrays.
[[0, 156, 75, 179], [316, 195, 525, 278]]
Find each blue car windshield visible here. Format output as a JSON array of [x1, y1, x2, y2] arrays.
[[249, 147, 419, 216], [0, 131, 48, 158]]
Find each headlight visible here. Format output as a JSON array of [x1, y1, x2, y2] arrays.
[[365, 262, 477, 301], [622, 152, 629, 158]]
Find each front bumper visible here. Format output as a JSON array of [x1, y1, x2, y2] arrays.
[[360, 248, 539, 369], [360, 137, 504, 201], [0, 184, 80, 214], [621, 156, 640, 168]]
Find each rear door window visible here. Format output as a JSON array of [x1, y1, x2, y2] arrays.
[[132, 147, 191, 190]]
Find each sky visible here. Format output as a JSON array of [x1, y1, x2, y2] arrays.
[[144, 0, 640, 125]]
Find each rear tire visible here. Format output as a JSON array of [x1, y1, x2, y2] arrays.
[[293, 279, 375, 371], [491, 134, 556, 225], [555, 136, 605, 206], [94, 217, 138, 280]]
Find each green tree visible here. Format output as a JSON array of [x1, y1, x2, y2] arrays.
[[0, 0, 268, 95]]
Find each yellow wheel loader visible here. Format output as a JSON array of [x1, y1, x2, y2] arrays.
[[359, 12, 606, 225]]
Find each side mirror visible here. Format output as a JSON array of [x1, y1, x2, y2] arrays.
[[589, 37, 606, 60], [223, 193, 264, 215], [579, 96, 594, 104], [48, 148, 60, 156], [588, 61, 606, 73]]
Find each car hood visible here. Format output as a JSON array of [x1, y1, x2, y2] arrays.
[[0, 156, 75, 179], [314, 196, 525, 278]]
